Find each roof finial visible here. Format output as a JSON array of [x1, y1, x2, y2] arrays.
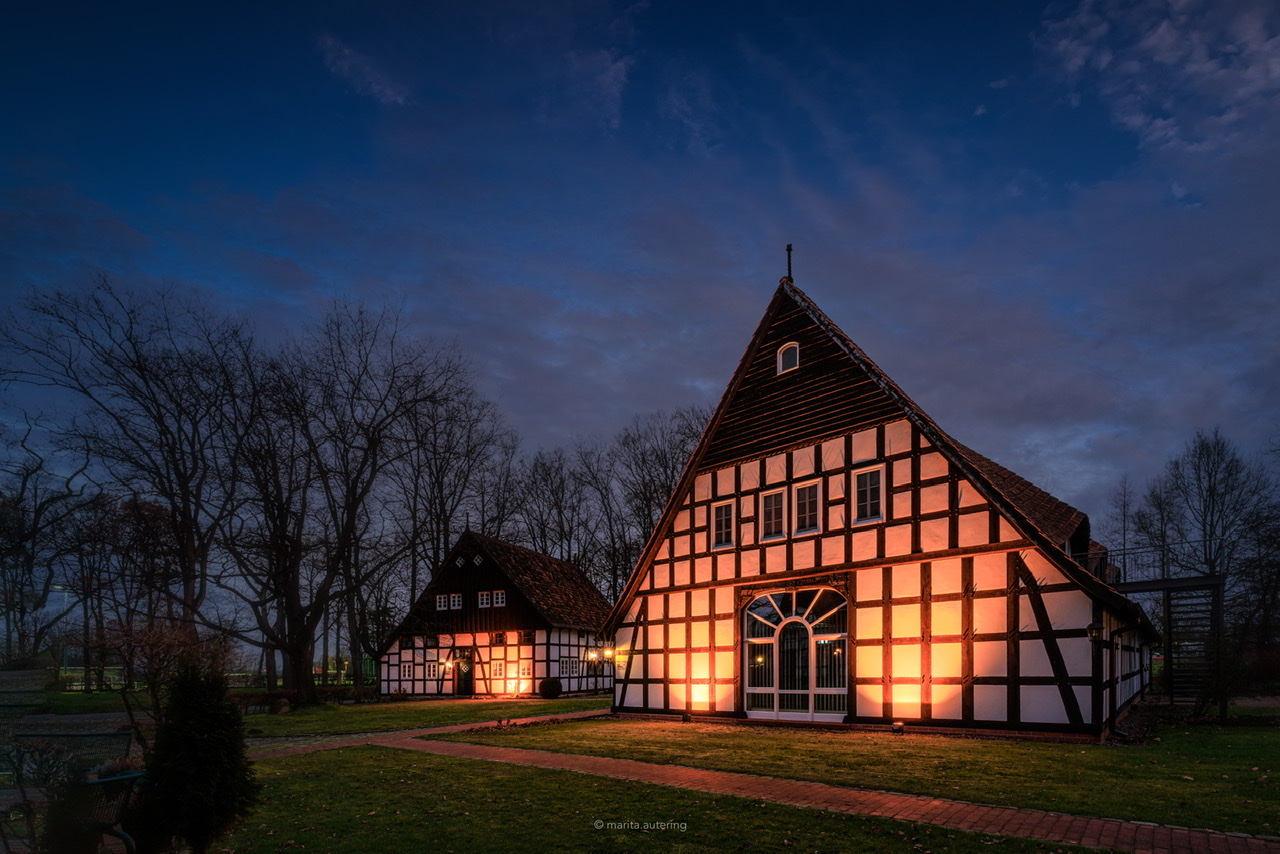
[[781, 243, 793, 286]]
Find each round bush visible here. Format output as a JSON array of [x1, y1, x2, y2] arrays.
[[538, 677, 563, 699]]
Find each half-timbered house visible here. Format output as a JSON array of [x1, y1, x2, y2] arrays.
[[604, 278, 1155, 740], [380, 532, 613, 697]]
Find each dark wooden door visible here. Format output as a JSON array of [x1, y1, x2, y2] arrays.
[[454, 651, 474, 695]]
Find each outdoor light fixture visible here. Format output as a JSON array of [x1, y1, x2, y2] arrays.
[[891, 721, 906, 735], [603, 647, 615, 659], [587, 650, 599, 661], [1086, 622, 1105, 645]]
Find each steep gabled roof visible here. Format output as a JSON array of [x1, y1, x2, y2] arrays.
[[468, 533, 612, 631], [605, 278, 1148, 633]]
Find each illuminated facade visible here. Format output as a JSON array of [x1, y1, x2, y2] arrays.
[[379, 532, 613, 697], [605, 279, 1155, 739]]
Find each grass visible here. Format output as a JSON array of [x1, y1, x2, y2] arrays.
[[37, 690, 151, 715], [222, 746, 1112, 854], [241, 695, 613, 737], [431, 715, 1279, 835]]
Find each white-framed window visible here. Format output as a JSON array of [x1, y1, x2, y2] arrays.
[[399, 662, 414, 680], [762, 490, 786, 539], [777, 342, 800, 374], [450, 593, 462, 610], [519, 660, 532, 678], [493, 590, 506, 607], [794, 482, 820, 534], [435, 594, 448, 610], [854, 467, 884, 523], [424, 662, 440, 680], [561, 658, 581, 678], [712, 501, 734, 549], [479, 591, 492, 608], [491, 659, 505, 680]]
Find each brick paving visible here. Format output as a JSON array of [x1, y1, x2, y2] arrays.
[[246, 712, 1280, 854]]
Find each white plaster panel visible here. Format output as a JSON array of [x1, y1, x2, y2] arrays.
[[893, 459, 913, 487], [691, 682, 710, 710], [765, 544, 788, 573], [827, 473, 846, 500], [792, 538, 815, 570], [1075, 686, 1092, 724], [1018, 595, 1037, 632], [694, 557, 712, 584], [893, 490, 913, 520], [673, 535, 689, 558], [884, 419, 912, 455], [1022, 551, 1065, 585], [920, 518, 949, 552], [1019, 639, 1053, 677], [715, 468, 734, 497], [694, 474, 711, 502], [892, 683, 921, 720], [765, 454, 787, 484], [973, 553, 1007, 590], [973, 685, 1007, 722], [647, 654, 665, 679], [667, 679, 686, 709], [1043, 591, 1093, 630], [852, 528, 878, 560], [671, 560, 691, 587], [740, 460, 760, 491], [855, 607, 883, 640], [694, 504, 707, 529], [690, 589, 710, 616], [739, 549, 759, 575], [958, 511, 990, 547], [822, 438, 845, 472], [668, 621, 686, 648], [973, 640, 1007, 677], [933, 686, 963, 720], [714, 619, 733, 646], [793, 445, 815, 477], [973, 597, 1006, 634], [919, 452, 948, 481], [856, 568, 883, 601], [652, 563, 669, 589], [893, 604, 921, 638], [933, 642, 962, 678], [714, 680, 734, 712], [932, 601, 962, 636], [931, 559, 962, 596], [715, 650, 734, 678], [998, 517, 1019, 542], [855, 644, 882, 677], [715, 553, 736, 582], [1060, 637, 1092, 675], [822, 535, 844, 563], [1021, 685, 1069, 724], [675, 509, 691, 532], [668, 654, 686, 679], [622, 683, 642, 708], [667, 592, 686, 619], [656, 540, 670, 560], [892, 644, 921, 677], [857, 685, 883, 717], [852, 428, 877, 463], [648, 683, 665, 709], [885, 524, 912, 556], [920, 483, 949, 515], [646, 624, 664, 648], [740, 521, 756, 546], [956, 480, 983, 507], [615, 625, 635, 649], [892, 563, 920, 596]]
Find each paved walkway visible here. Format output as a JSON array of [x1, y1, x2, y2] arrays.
[[248, 712, 1280, 854]]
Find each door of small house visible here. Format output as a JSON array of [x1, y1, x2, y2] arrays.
[[454, 650, 474, 695]]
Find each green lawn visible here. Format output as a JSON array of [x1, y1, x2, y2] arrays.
[[29, 690, 151, 714], [431, 717, 1278, 835], [222, 746, 1113, 854], [242, 695, 613, 736]]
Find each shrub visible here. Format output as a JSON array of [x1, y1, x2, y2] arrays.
[[538, 677, 563, 699]]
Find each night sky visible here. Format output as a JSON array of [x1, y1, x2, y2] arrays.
[[3, 0, 1278, 524]]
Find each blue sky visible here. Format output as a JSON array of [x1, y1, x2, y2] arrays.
[[3, 0, 1278, 523]]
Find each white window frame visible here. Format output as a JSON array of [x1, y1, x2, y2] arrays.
[[491, 659, 505, 680], [479, 591, 491, 608], [519, 660, 533, 678], [449, 593, 462, 610], [794, 481, 821, 535], [712, 500, 734, 549], [436, 594, 448, 610], [761, 490, 786, 539], [493, 590, 506, 607], [853, 466, 885, 524], [399, 662, 414, 680], [561, 658, 581, 678], [424, 662, 440, 680], [777, 342, 800, 374]]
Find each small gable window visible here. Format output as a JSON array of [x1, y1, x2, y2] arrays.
[[493, 590, 506, 607], [777, 342, 800, 374], [449, 593, 462, 610], [479, 591, 491, 608], [435, 594, 448, 610]]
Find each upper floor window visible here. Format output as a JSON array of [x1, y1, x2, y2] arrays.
[[449, 593, 463, 610], [435, 594, 448, 610], [518, 629, 535, 644], [777, 342, 800, 374], [854, 468, 883, 523], [492, 631, 506, 645], [493, 590, 506, 607], [479, 591, 491, 608], [762, 491, 785, 539], [795, 483, 819, 533], [712, 501, 734, 548]]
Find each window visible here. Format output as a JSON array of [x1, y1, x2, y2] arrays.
[[561, 658, 581, 678], [435, 594, 448, 610], [449, 593, 462, 610], [424, 662, 440, 680], [479, 591, 491, 608], [399, 662, 414, 680], [492, 631, 506, 645], [712, 501, 734, 548], [400, 634, 418, 650], [491, 659, 505, 680], [744, 588, 848, 720], [777, 342, 800, 374], [518, 630, 535, 644], [762, 491, 785, 538], [795, 483, 819, 533], [855, 468, 883, 522], [519, 660, 533, 678], [493, 590, 506, 607]]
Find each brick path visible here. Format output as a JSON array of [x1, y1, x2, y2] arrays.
[[248, 713, 1280, 854]]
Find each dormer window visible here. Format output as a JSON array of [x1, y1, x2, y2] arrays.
[[777, 343, 799, 374]]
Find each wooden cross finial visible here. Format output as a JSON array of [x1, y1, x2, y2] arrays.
[[786, 243, 793, 279]]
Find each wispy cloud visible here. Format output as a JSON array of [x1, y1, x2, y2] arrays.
[[565, 48, 634, 130], [317, 34, 411, 106]]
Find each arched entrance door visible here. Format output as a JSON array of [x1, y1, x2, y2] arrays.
[[744, 588, 848, 721]]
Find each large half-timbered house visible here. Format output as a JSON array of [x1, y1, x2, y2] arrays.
[[380, 532, 613, 697], [605, 278, 1155, 740]]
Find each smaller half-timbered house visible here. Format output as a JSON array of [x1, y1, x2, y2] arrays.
[[379, 532, 613, 697]]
